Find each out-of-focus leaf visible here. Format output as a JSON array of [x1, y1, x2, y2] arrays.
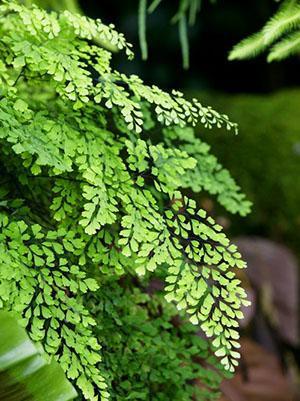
[[0, 311, 77, 401]]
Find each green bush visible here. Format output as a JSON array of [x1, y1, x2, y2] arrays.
[[196, 89, 300, 254], [88, 280, 224, 401]]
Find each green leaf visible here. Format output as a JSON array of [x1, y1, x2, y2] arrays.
[[0, 311, 77, 401]]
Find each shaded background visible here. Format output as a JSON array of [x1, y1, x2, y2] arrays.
[[81, 0, 300, 92]]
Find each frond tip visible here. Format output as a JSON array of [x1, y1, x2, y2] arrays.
[[228, 32, 265, 60], [268, 30, 300, 61]]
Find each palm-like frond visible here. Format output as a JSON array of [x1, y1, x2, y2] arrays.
[[268, 30, 300, 60], [228, 32, 265, 60], [229, 0, 300, 61]]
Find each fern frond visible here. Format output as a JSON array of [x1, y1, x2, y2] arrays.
[[262, 0, 300, 45], [229, 0, 300, 61], [229, 31, 265, 60], [268, 30, 300, 61], [0, 1, 249, 398]]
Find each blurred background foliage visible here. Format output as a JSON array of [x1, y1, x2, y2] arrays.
[[0, 311, 77, 401], [80, 0, 300, 91], [196, 89, 300, 258]]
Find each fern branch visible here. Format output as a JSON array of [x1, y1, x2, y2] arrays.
[[229, 31, 265, 60], [139, 0, 148, 60], [262, 0, 300, 45], [179, 13, 190, 69], [268, 30, 300, 61]]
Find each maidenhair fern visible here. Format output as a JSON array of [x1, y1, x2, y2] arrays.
[[229, 0, 300, 61], [0, 1, 250, 399]]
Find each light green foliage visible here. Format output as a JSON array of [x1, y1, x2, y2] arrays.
[[229, 0, 300, 61], [0, 217, 107, 399], [0, 1, 249, 399], [23, 0, 82, 14], [164, 126, 251, 215]]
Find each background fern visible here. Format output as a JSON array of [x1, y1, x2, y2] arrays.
[[229, 0, 300, 61]]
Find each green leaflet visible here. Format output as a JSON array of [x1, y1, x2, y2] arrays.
[[0, 217, 107, 399], [0, 1, 249, 399], [163, 126, 251, 215]]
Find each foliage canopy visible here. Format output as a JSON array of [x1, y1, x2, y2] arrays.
[[0, 1, 250, 399]]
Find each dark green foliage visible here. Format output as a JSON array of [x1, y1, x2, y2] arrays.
[[88, 280, 224, 400], [195, 89, 300, 254], [0, 2, 249, 399]]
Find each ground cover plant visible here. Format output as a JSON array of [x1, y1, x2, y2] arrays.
[[0, 1, 250, 399]]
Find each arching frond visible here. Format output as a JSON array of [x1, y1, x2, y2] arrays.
[[0, 2, 250, 399]]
